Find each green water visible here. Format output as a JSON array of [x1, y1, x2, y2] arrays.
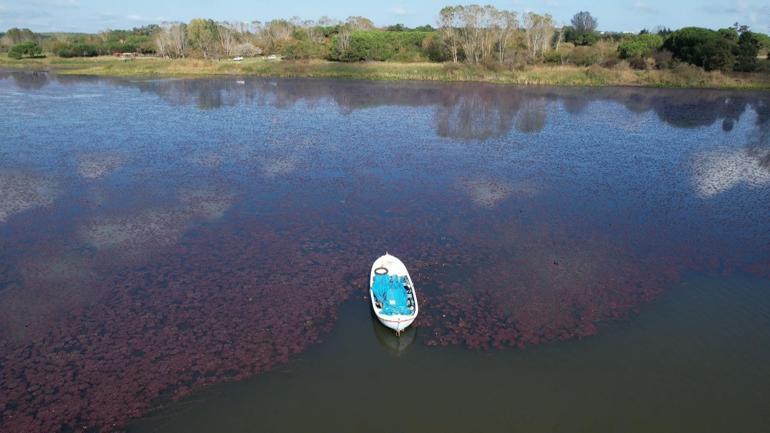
[[130, 273, 770, 433]]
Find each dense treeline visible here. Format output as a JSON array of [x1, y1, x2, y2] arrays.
[[1, 5, 769, 73]]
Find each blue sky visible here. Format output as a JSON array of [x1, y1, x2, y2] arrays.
[[1, 0, 768, 33]]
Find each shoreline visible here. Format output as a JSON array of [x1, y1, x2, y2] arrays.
[[2, 55, 770, 90]]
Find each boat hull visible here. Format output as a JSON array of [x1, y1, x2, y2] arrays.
[[376, 314, 416, 332]]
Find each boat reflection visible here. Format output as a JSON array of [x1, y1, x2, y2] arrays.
[[370, 309, 417, 356]]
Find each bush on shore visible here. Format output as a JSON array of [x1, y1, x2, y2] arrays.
[[8, 41, 42, 59], [57, 44, 99, 58]]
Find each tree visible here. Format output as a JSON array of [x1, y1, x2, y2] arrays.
[[524, 12, 555, 59], [571, 11, 597, 34], [261, 19, 294, 53], [569, 11, 598, 45], [154, 22, 187, 58], [217, 22, 242, 57], [663, 27, 735, 71], [734, 31, 760, 72], [169, 23, 188, 58], [345, 16, 375, 31], [187, 19, 219, 59], [458, 5, 483, 64], [1, 28, 37, 46], [154, 27, 169, 57], [438, 6, 461, 63], [492, 9, 517, 63], [718, 27, 739, 42]]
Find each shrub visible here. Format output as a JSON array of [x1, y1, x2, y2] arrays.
[[282, 39, 327, 60], [568, 45, 602, 66], [573, 32, 598, 46], [8, 41, 42, 59], [601, 57, 621, 68], [543, 50, 563, 64], [420, 33, 448, 62], [618, 34, 663, 59], [671, 63, 706, 83], [612, 60, 631, 71], [57, 44, 99, 58], [628, 56, 647, 70], [233, 43, 262, 57], [585, 64, 607, 82], [563, 26, 598, 46], [652, 49, 674, 69], [331, 31, 432, 62]]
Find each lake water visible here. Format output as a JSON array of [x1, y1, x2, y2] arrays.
[[0, 72, 768, 433]]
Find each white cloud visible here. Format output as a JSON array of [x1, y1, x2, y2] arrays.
[[632, 0, 658, 14], [389, 6, 410, 16], [26, 0, 79, 8]]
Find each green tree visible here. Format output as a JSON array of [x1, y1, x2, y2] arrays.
[[187, 18, 220, 58], [734, 31, 760, 72], [663, 27, 735, 71]]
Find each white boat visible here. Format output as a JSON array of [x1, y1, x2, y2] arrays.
[[369, 253, 419, 334]]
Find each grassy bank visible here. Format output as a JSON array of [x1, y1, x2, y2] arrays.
[[2, 54, 769, 89]]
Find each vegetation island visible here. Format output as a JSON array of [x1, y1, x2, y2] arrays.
[[2, 5, 769, 89]]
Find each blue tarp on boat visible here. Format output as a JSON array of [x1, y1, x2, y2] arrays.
[[372, 275, 411, 316]]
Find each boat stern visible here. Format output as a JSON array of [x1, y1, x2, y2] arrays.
[[377, 314, 415, 333]]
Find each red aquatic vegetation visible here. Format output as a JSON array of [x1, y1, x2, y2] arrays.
[[0, 214, 361, 433], [0, 193, 765, 433]]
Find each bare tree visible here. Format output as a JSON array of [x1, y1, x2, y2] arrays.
[[459, 5, 482, 64], [336, 25, 352, 54], [479, 5, 497, 63], [524, 12, 554, 59], [571, 11, 598, 34], [317, 16, 339, 27], [217, 22, 240, 57], [492, 9, 517, 63], [154, 27, 169, 57], [155, 22, 187, 58], [439, 5, 518, 65], [345, 16, 375, 31], [438, 6, 461, 63], [261, 19, 293, 53], [170, 23, 187, 57]]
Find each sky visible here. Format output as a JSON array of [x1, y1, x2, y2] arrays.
[[1, 0, 768, 34]]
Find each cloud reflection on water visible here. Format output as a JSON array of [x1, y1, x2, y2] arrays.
[[0, 170, 57, 223], [692, 150, 770, 198]]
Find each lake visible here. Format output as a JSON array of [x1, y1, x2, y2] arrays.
[[0, 72, 768, 433]]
